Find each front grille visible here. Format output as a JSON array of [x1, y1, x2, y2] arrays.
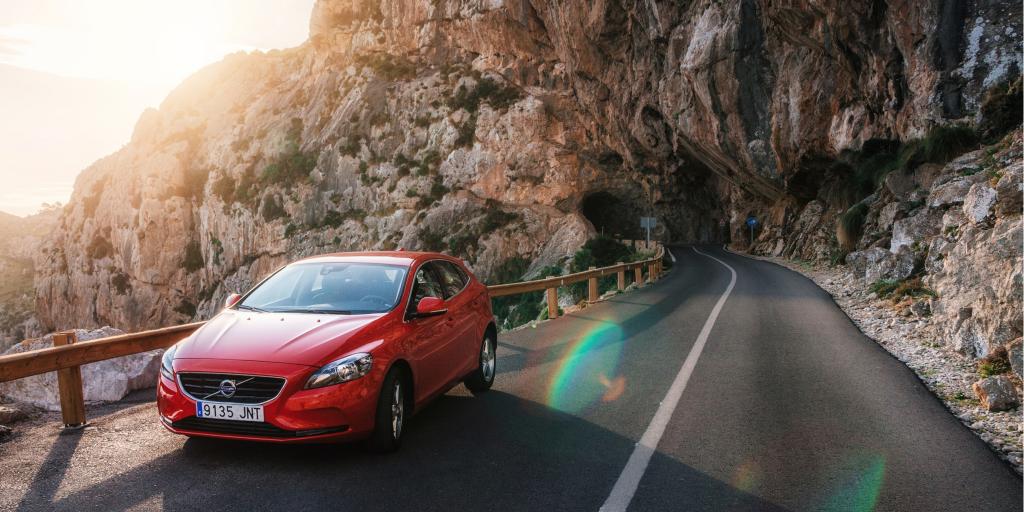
[[178, 373, 286, 404], [172, 417, 295, 437], [171, 417, 348, 438]]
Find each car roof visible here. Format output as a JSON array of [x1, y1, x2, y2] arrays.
[[295, 251, 460, 267]]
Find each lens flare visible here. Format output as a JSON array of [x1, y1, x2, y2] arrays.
[[822, 453, 886, 512], [732, 460, 762, 493], [546, 321, 625, 413]]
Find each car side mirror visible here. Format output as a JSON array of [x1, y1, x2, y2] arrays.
[[413, 296, 447, 318], [225, 293, 242, 308]]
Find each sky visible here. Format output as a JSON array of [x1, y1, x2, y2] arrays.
[[0, 0, 315, 216]]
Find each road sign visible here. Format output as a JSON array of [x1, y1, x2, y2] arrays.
[[746, 216, 758, 246], [640, 217, 657, 245]]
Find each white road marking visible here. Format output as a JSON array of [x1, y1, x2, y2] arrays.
[[666, 248, 676, 263], [599, 246, 738, 512]]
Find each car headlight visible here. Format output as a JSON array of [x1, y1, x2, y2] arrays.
[[305, 353, 373, 389], [160, 345, 177, 380]]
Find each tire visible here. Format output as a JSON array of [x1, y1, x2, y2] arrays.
[[367, 368, 406, 453], [465, 332, 496, 394]]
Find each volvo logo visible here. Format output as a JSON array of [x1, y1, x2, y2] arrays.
[[219, 379, 237, 398]]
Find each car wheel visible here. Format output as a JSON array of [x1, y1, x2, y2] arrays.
[[368, 368, 406, 453], [465, 332, 496, 394]]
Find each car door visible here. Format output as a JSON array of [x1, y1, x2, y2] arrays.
[[406, 262, 459, 400], [434, 260, 478, 375]]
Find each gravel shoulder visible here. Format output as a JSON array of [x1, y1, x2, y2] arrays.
[[758, 253, 1023, 474]]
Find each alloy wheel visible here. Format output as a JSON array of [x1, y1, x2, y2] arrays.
[[481, 337, 495, 382]]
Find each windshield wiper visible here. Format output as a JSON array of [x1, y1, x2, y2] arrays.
[[236, 304, 268, 313], [301, 309, 354, 315]]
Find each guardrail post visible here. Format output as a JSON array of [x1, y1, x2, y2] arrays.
[[635, 265, 644, 286], [588, 267, 598, 303], [648, 261, 657, 282], [546, 287, 558, 320], [616, 263, 625, 291], [53, 331, 86, 428]]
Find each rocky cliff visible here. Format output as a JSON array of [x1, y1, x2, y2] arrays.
[[0, 209, 57, 349], [30, 0, 1021, 359]]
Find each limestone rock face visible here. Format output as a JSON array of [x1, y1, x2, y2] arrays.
[[0, 327, 160, 410], [22, 0, 1022, 350]]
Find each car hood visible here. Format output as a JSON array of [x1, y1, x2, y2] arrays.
[[175, 310, 384, 366]]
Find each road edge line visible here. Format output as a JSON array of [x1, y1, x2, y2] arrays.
[[599, 247, 738, 512]]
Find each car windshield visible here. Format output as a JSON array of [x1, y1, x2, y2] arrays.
[[237, 262, 408, 314]]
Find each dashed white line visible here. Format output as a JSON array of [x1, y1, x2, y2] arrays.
[[666, 248, 676, 263], [599, 246, 737, 512]]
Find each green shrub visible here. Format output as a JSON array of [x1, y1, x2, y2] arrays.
[[339, 135, 362, 157], [869, 277, 936, 302], [916, 125, 979, 165], [978, 346, 1013, 377], [284, 223, 299, 238], [447, 232, 478, 256], [234, 167, 260, 206], [455, 115, 476, 147], [261, 119, 317, 187], [318, 209, 364, 229], [571, 235, 634, 271], [356, 53, 417, 81], [977, 78, 1023, 142], [480, 206, 520, 232], [491, 264, 563, 330], [320, 210, 345, 228], [182, 240, 204, 273], [568, 236, 637, 299], [209, 237, 223, 264], [428, 180, 449, 201], [261, 194, 288, 221], [419, 229, 445, 252], [839, 203, 869, 240], [446, 77, 521, 113]]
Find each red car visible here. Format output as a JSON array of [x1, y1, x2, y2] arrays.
[[157, 251, 497, 451]]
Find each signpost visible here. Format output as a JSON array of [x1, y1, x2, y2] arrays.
[[745, 215, 758, 246], [640, 217, 656, 246]]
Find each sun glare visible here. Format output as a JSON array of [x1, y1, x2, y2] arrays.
[[0, 1, 253, 87]]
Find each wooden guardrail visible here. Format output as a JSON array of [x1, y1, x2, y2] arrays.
[[0, 244, 665, 427]]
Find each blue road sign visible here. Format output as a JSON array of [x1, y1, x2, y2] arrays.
[[746, 216, 758, 228]]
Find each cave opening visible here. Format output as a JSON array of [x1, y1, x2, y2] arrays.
[[580, 191, 648, 240]]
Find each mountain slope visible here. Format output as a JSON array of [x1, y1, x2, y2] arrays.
[[32, 0, 1021, 342]]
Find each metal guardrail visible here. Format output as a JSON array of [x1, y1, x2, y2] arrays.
[[0, 244, 664, 426]]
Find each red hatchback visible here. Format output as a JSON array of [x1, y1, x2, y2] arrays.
[[157, 251, 497, 451]]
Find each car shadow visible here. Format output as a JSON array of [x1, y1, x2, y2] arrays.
[[14, 391, 790, 512]]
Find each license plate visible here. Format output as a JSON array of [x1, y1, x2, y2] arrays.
[[196, 401, 264, 422]]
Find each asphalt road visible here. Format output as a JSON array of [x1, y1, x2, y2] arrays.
[[1, 246, 1020, 511]]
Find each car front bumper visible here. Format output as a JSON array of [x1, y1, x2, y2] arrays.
[[157, 358, 380, 443]]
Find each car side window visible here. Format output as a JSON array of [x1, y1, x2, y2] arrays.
[[410, 265, 445, 309], [434, 261, 468, 299]]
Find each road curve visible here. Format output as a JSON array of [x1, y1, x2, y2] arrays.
[[0, 246, 1019, 511]]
